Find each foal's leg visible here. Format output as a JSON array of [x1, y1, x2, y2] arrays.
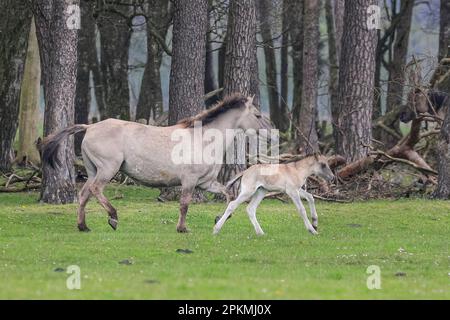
[[286, 190, 318, 235], [77, 179, 93, 232], [213, 188, 254, 235], [246, 189, 266, 235], [204, 180, 233, 224], [177, 186, 195, 233], [299, 189, 318, 231]]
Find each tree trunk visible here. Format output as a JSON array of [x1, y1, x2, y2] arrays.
[[298, 0, 321, 154], [257, 0, 281, 129], [218, 0, 258, 194], [168, 0, 208, 125], [223, 0, 258, 99], [34, 0, 79, 204], [0, 1, 32, 171], [336, 0, 377, 162], [136, 0, 169, 122], [279, 0, 291, 132], [97, 2, 131, 120], [289, 0, 304, 131], [204, 4, 219, 108], [75, 0, 96, 155], [434, 3, 450, 199], [16, 17, 41, 166], [326, 0, 345, 149], [383, 0, 414, 148], [439, 0, 450, 61]]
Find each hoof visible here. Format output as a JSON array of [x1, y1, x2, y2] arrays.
[[308, 228, 319, 236], [78, 224, 91, 232], [177, 226, 190, 233], [108, 218, 118, 230]]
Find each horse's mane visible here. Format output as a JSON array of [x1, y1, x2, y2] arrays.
[[178, 93, 248, 128]]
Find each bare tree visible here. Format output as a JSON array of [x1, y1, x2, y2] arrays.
[[97, 2, 131, 120], [168, 0, 208, 125], [257, 0, 281, 128], [326, 0, 345, 146], [336, 0, 377, 162], [439, 0, 450, 61], [75, 0, 97, 155], [289, 0, 304, 128], [16, 17, 41, 166], [218, 0, 258, 194], [136, 0, 170, 122], [0, 1, 32, 171], [33, 0, 79, 204], [298, 0, 321, 154]]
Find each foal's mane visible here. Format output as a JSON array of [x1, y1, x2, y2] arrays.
[[178, 93, 247, 128]]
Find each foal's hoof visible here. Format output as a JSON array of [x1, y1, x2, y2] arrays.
[[177, 226, 190, 233], [78, 224, 91, 232], [308, 228, 319, 236], [214, 214, 232, 225], [108, 218, 118, 231]]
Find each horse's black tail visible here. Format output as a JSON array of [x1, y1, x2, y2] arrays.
[[41, 125, 90, 169]]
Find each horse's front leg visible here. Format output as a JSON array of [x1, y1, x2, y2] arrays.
[[177, 186, 194, 233]]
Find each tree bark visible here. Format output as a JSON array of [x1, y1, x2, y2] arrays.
[[97, 2, 131, 120], [326, 0, 345, 148], [16, 17, 41, 166], [33, 0, 78, 204], [168, 0, 208, 125], [0, 1, 32, 171], [439, 0, 450, 61], [279, 0, 291, 132], [434, 3, 450, 199], [257, 0, 281, 128], [223, 0, 258, 99], [289, 0, 304, 131], [136, 0, 170, 122], [204, 3, 219, 108], [336, 0, 377, 162], [219, 0, 258, 194], [298, 0, 321, 154]]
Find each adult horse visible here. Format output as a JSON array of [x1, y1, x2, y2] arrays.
[[42, 94, 271, 233]]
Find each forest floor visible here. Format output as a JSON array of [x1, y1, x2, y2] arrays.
[[0, 185, 449, 299]]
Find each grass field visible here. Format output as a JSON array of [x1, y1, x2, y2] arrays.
[[0, 185, 449, 299]]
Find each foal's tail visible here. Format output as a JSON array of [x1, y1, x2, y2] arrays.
[[226, 172, 245, 190], [41, 124, 90, 169]]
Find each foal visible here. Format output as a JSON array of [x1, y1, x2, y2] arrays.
[[213, 155, 334, 236]]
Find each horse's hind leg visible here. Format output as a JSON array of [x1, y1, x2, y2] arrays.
[[89, 170, 118, 230], [77, 179, 93, 232], [246, 189, 266, 236]]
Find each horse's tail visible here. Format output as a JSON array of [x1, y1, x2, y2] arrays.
[[226, 171, 245, 190], [42, 124, 90, 169]]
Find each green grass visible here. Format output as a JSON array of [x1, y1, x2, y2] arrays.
[[0, 185, 449, 300]]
